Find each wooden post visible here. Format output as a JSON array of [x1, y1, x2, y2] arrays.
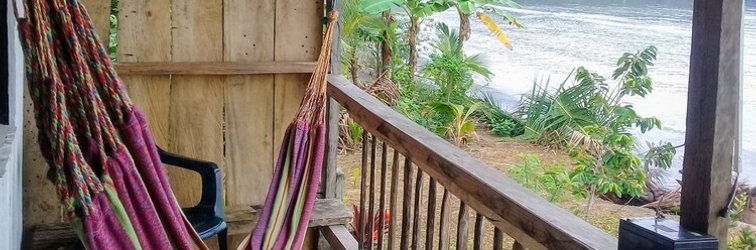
[[681, 0, 743, 247], [322, 0, 343, 200]]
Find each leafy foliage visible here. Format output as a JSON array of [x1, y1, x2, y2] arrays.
[[508, 154, 576, 203], [432, 102, 480, 146], [729, 228, 756, 250], [515, 46, 673, 208]]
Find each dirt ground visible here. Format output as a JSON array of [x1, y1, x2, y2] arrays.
[[335, 130, 664, 249]]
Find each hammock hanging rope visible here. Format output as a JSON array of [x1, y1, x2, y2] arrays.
[[241, 11, 340, 250], [16, 0, 207, 249]]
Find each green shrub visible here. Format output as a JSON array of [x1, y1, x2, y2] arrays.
[[508, 154, 575, 203]]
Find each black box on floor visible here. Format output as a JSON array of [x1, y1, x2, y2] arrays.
[[618, 217, 718, 250]]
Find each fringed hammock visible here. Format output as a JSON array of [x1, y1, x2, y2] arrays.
[[14, 0, 338, 247]]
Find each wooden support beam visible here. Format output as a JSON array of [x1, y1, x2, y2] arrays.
[[681, 0, 744, 247], [322, 0, 343, 200], [320, 225, 358, 250], [113, 61, 317, 75]]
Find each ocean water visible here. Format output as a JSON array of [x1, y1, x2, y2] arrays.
[[424, 0, 756, 187]]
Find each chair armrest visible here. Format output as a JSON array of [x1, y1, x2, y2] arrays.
[[157, 147, 224, 219]]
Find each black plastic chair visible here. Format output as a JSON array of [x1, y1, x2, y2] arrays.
[[74, 148, 227, 250], [158, 147, 227, 250]]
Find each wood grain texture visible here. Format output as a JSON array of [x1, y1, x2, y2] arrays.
[[425, 179, 437, 250], [377, 142, 388, 249], [169, 0, 224, 211], [411, 170, 423, 250], [473, 214, 483, 250], [400, 157, 413, 250], [680, 0, 743, 246], [439, 190, 452, 250], [223, 0, 275, 207], [387, 150, 400, 250], [328, 75, 618, 250], [457, 203, 469, 250], [323, 0, 344, 201], [22, 87, 63, 229], [223, 0, 276, 246], [320, 225, 359, 250], [117, 0, 172, 148], [114, 62, 317, 75], [273, 0, 323, 160], [79, 0, 110, 46]]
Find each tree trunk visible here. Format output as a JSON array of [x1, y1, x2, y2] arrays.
[[457, 6, 472, 49], [350, 49, 360, 86], [408, 16, 419, 81], [381, 10, 393, 76], [584, 185, 596, 219]]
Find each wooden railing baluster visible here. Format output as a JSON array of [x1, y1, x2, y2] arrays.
[[473, 213, 484, 250], [411, 170, 424, 250], [368, 137, 377, 250], [513, 241, 525, 250], [328, 75, 618, 250], [439, 189, 451, 250], [400, 157, 413, 250], [493, 228, 503, 250], [387, 151, 400, 250], [425, 179, 437, 250], [377, 142, 388, 250], [359, 132, 369, 249], [457, 203, 469, 250]]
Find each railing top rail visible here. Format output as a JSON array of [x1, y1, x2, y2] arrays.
[[327, 74, 618, 250]]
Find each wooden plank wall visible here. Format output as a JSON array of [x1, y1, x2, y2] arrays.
[[22, 0, 324, 248]]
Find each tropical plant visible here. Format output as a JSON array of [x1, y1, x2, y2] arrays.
[[350, 204, 391, 248], [420, 24, 492, 102], [360, 0, 455, 78], [515, 46, 675, 214], [728, 228, 756, 250], [508, 154, 575, 202], [342, 0, 391, 85], [455, 0, 524, 49], [431, 102, 480, 146]]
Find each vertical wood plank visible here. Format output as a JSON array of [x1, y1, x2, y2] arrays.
[[680, 0, 743, 246], [512, 241, 525, 250], [322, 0, 343, 200], [117, 0, 172, 147], [170, 0, 224, 209], [368, 137, 377, 250], [457, 203, 469, 250], [223, 0, 275, 209], [22, 88, 63, 228], [425, 179, 437, 250], [224, 0, 276, 247], [400, 157, 413, 250], [79, 0, 110, 46], [387, 151, 400, 250], [411, 170, 424, 250], [359, 133, 369, 249], [377, 142, 388, 250], [273, 0, 323, 158], [439, 190, 451, 250], [493, 228, 503, 250], [473, 213, 484, 250]]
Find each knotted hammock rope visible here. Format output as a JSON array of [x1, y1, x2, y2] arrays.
[[16, 0, 207, 249], [15, 0, 339, 246], [241, 11, 340, 250]]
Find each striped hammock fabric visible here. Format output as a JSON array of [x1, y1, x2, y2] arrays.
[[238, 11, 340, 250], [15, 0, 208, 249]]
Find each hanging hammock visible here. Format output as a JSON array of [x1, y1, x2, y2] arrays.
[[16, 0, 207, 249], [240, 11, 340, 250]]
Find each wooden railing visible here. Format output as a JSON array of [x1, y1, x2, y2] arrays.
[[327, 75, 618, 250]]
